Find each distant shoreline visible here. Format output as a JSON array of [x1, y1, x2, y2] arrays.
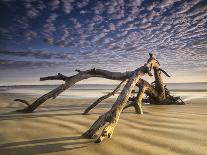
[[1, 82, 207, 87]]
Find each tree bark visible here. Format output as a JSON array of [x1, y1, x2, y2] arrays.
[[131, 83, 146, 114], [13, 53, 186, 144], [15, 68, 158, 113], [15, 69, 132, 113], [82, 66, 148, 143], [154, 68, 166, 100], [15, 53, 184, 115]]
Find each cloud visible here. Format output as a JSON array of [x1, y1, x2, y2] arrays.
[[93, 1, 105, 14], [159, 0, 180, 9], [0, 50, 74, 61], [92, 15, 103, 23], [27, 7, 40, 18], [0, 59, 66, 69], [49, 0, 60, 10], [0, 0, 207, 73], [61, 28, 70, 41], [62, 0, 73, 14], [43, 13, 58, 35], [43, 35, 54, 44], [23, 1, 41, 18], [91, 32, 107, 42], [76, 0, 90, 9], [24, 31, 37, 40], [43, 22, 56, 33]]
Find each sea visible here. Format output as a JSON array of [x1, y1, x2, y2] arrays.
[[0, 83, 207, 101]]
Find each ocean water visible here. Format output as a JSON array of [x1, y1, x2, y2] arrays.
[[0, 83, 207, 101]]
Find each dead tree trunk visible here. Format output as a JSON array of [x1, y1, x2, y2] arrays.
[[15, 53, 180, 113], [15, 59, 156, 113], [82, 55, 167, 142], [14, 53, 185, 143], [82, 66, 147, 143]]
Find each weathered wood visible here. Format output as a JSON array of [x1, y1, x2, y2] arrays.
[[154, 68, 166, 100], [124, 79, 158, 113], [124, 79, 158, 112], [82, 55, 162, 142], [131, 83, 146, 114], [40, 69, 131, 81], [16, 83, 69, 113], [13, 52, 186, 144], [15, 53, 184, 115], [14, 99, 30, 106], [83, 80, 126, 115], [146, 53, 172, 101], [15, 53, 162, 113], [15, 67, 158, 113], [16, 69, 132, 113], [82, 67, 146, 142], [137, 79, 159, 103]]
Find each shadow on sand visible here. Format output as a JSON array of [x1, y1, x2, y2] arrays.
[[0, 102, 112, 120], [0, 136, 92, 155]]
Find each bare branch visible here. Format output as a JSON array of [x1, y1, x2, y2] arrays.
[[83, 80, 126, 115], [159, 68, 171, 77], [14, 99, 30, 106]]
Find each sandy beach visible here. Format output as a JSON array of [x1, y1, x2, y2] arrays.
[[1, 0, 207, 154], [0, 92, 206, 155]]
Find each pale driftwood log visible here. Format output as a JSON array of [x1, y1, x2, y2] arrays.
[[147, 55, 184, 105], [15, 69, 132, 113], [124, 81, 146, 114], [82, 54, 162, 143], [82, 66, 147, 143], [148, 53, 171, 101], [83, 80, 126, 115], [122, 54, 183, 112], [15, 53, 183, 115], [83, 76, 161, 115], [14, 53, 159, 113], [154, 68, 166, 100], [133, 85, 146, 114], [13, 53, 185, 144], [15, 53, 165, 113], [123, 78, 160, 113], [15, 67, 158, 113], [147, 53, 166, 100]]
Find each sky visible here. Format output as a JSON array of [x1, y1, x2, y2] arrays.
[[0, 0, 207, 85]]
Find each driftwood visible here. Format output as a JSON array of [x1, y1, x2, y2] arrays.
[[15, 53, 185, 143], [82, 67, 147, 143], [83, 80, 126, 115], [14, 99, 30, 106], [16, 70, 131, 113]]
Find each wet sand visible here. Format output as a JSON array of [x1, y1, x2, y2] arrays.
[[0, 93, 207, 155]]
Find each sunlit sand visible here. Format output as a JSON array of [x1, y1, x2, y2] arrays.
[[0, 86, 207, 155]]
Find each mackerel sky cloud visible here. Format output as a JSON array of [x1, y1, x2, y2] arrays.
[[0, 0, 207, 84]]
